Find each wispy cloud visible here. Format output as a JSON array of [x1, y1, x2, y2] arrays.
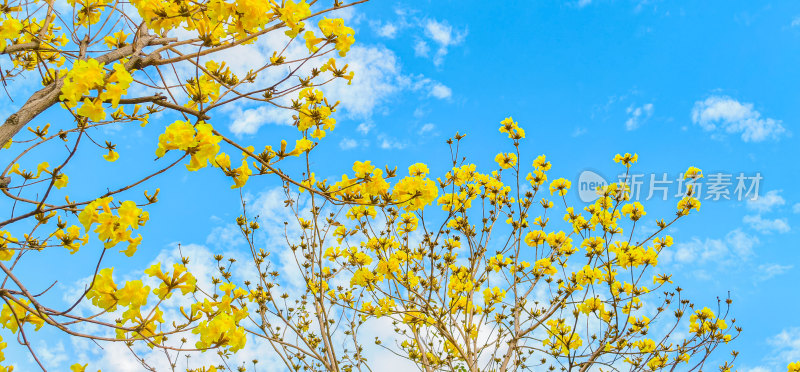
[[378, 134, 406, 150], [339, 137, 358, 150], [691, 95, 787, 142], [376, 22, 398, 38], [743, 214, 791, 234], [757, 263, 793, 281], [625, 103, 653, 130], [357, 122, 374, 135], [746, 190, 786, 213], [429, 83, 452, 99], [665, 228, 758, 266], [414, 40, 430, 57], [418, 123, 435, 135], [424, 19, 468, 66], [572, 127, 588, 137]]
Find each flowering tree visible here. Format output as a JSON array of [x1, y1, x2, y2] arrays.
[[0, 0, 789, 371]]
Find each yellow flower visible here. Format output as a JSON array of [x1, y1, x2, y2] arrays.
[[85, 268, 118, 310], [677, 196, 701, 216], [620, 202, 645, 221], [116, 280, 150, 309], [0, 231, 18, 261], [277, 0, 311, 38], [494, 152, 517, 169], [613, 153, 638, 167], [408, 163, 429, 177], [290, 137, 314, 156], [653, 274, 673, 285], [533, 258, 557, 276], [214, 153, 231, 169], [533, 154, 551, 171], [549, 178, 572, 196], [103, 149, 119, 162], [303, 30, 324, 53], [684, 166, 703, 179], [482, 287, 506, 305], [53, 173, 69, 189], [76, 98, 107, 122], [498, 117, 525, 139], [318, 18, 355, 56]]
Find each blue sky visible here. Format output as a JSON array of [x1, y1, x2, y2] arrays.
[[3, 0, 800, 370]]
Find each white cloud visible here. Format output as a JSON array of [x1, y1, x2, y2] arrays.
[[793, 202, 800, 214], [746, 190, 786, 213], [32, 341, 68, 368], [743, 214, 791, 234], [370, 8, 413, 39], [229, 106, 290, 136], [673, 237, 727, 263], [423, 19, 467, 66], [378, 134, 406, 150], [743, 367, 771, 372], [769, 328, 800, 365], [357, 122, 374, 134], [572, 127, 588, 137], [414, 40, 430, 57], [371, 12, 465, 66], [625, 103, 653, 130], [669, 229, 758, 265], [376, 22, 398, 38], [403, 75, 453, 101], [725, 229, 759, 259], [757, 263, 793, 281], [424, 19, 465, 47], [328, 5, 360, 24], [577, 0, 592, 7], [325, 45, 403, 118], [418, 123, 435, 134], [792, 16, 800, 27], [429, 83, 452, 99], [206, 223, 245, 247], [208, 25, 450, 136], [323, 46, 452, 120], [339, 137, 358, 150], [691, 95, 787, 142]]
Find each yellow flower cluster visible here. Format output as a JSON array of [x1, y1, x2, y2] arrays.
[[0, 16, 22, 52], [60, 60, 133, 122], [54, 224, 89, 254], [190, 283, 249, 352], [689, 307, 732, 343], [277, 0, 312, 38], [543, 318, 582, 356], [318, 18, 356, 56], [494, 152, 517, 169], [0, 298, 45, 333], [2, 14, 67, 69], [156, 121, 222, 171], [0, 231, 19, 261], [392, 165, 438, 211], [296, 88, 337, 139], [498, 117, 525, 139], [145, 263, 197, 299], [78, 197, 147, 256]]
